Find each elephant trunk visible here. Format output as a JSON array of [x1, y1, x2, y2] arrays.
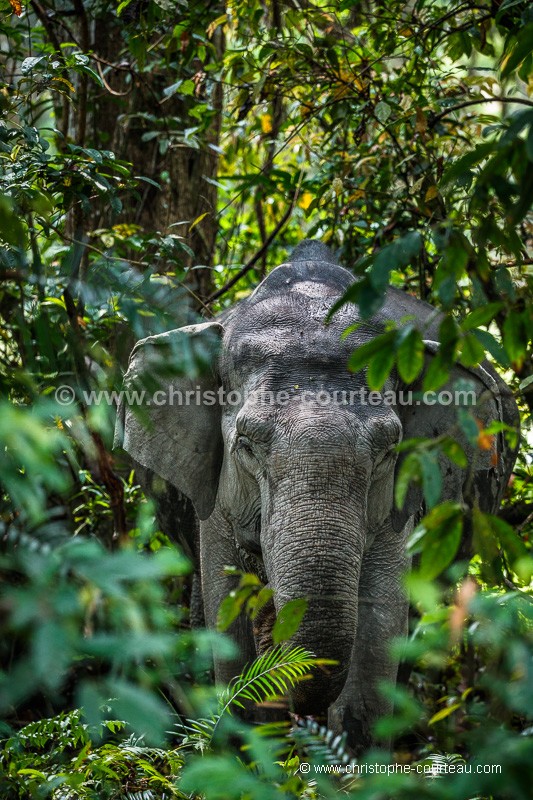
[[263, 488, 364, 714]]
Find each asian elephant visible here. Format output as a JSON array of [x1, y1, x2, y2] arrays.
[[115, 240, 519, 753]]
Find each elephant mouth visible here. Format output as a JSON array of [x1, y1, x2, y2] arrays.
[[235, 539, 268, 584]]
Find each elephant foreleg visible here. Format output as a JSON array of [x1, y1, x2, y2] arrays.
[[329, 522, 411, 754], [200, 511, 257, 686]]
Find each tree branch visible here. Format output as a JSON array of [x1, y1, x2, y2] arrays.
[[431, 96, 533, 125], [71, 0, 89, 146], [207, 175, 303, 304]]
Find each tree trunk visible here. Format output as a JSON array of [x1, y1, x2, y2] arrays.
[[48, 0, 225, 304]]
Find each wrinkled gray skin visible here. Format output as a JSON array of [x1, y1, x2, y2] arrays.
[[115, 240, 519, 753]]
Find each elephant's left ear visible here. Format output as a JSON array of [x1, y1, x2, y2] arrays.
[[114, 321, 224, 520], [392, 340, 519, 531]]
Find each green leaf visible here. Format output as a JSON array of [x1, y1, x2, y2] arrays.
[[501, 23, 533, 78], [367, 343, 396, 390], [216, 645, 321, 730], [249, 586, 274, 620], [395, 452, 421, 510], [397, 328, 424, 383], [459, 333, 485, 367], [519, 374, 533, 391], [527, 125, 533, 162], [422, 351, 451, 392], [370, 231, 422, 291], [417, 509, 463, 580], [429, 702, 462, 725], [442, 142, 495, 184], [375, 101, 392, 123], [484, 514, 529, 571], [472, 508, 503, 584], [21, 56, 46, 74], [117, 0, 134, 14], [348, 331, 396, 373], [461, 302, 503, 331], [472, 329, 509, 367], [503, 312, 528, 364], [457, 408, 480, 445], [441, 438, 468, 468], [439, 314, 461, 356], [217, 586, 255, 632], [272, 598, 308, 644], [419, 450, 442, 509], [107, 679, 171, 745]]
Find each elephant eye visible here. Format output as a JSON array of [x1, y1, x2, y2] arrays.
[[235, 435, 256, 457], [374, 447, 397, 473], [237, 436, 252, 453]]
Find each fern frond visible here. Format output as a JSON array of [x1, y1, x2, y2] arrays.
[[418, 752, 467, 777], [217, 645, 318, 721], [177, 645, 321, 751], [291, 716, 353, 772]]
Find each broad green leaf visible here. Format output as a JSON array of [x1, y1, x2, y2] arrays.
[[370, 231, 422, 291], [439, 314, 461, 355], [461, 302, 503, 331], [348, 331, 396, 373], [397, 328, 424, 383], [367, 344, 396, 390], [375, 101, 392, 123], [21, 56, 46, 74], [527, 125, 533, 162], [249, 586, 274, 620], [395, 452, 421, 510], [422, 351, 451, 392], [485, 514, 529, 571], [442, 142, 495, 184], [272, 598, 308, 645], [107, 679, 171, 745], [501, 23, 533, 77], [418, 513, 463, 580], [217, 586, 255, 631], [441, 438, 468, 467], [519, 374, 533, 391], [457, 408, 480, 445], [419, 450, 442, 508], [472, 329, 509, 367], [503, 312, 528, 364], [472, 508, 503, 584], [459, 333, 485, 367]]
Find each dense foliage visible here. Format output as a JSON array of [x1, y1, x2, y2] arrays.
[[0, 0, 532, 797]]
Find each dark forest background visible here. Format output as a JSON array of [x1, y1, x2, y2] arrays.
[[0, 0, 532, 797]]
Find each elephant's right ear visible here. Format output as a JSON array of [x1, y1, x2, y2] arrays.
[[114, 322, 224, 520]]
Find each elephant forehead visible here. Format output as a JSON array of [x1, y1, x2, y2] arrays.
[[225, 325, 354, 369], [224, 296, 381, 365]]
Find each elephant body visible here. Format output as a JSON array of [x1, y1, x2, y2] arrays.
[[116, 240, 519, 752]]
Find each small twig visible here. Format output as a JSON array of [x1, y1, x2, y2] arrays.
[[95, 61, 131, 97], [207, 173, 303, 304]]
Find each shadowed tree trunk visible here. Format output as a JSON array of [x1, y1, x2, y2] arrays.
[[39, 0, 225, 304]]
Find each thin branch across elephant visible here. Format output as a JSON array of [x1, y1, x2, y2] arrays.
[[115, 240, 519, 754]]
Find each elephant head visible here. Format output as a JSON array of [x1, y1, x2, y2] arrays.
[[115, 240, 519, 726]]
